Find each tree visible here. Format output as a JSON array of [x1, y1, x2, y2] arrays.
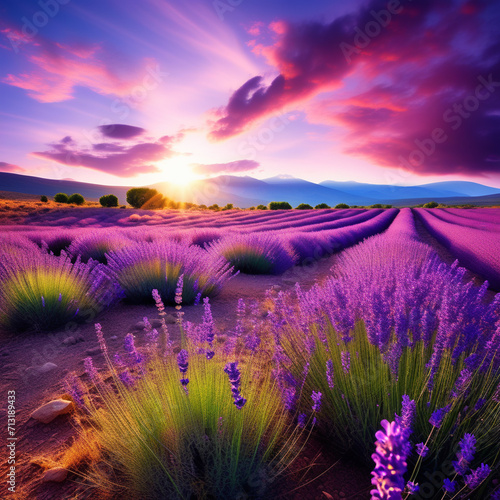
[[335, 203, 350, 209], [40, 195, 48, 203], [296, 203, 313, 209], [208, 204, 219, 210], [315, 203, 330, 209], [142, 193, 168, 210], [126, 188, 159, 208], [423, 201, 439, 208], [54, 193, 69, 203], [384, 204, 393, 209], [256, 205, 267, 210], [68, 193, 85, 205], [99, 194, 119, 207], [269, 201, 292, 210], [222, 203, 234, 211], [370, 203, 383, 209]]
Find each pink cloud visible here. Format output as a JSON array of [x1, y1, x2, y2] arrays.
[[32, 128, 182, 177], [0, 162, 26, 173], [1, 29, 156, 102]]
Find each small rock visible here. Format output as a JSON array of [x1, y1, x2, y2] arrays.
[[164, 314, 177, 324], [110, 335, 118, 340], [31, 399, 73, 424], [62, 336, 77, 346], [134, 321, 145, 330], [76, 334, 85, 342], [42, 467, 67, 483], [25, 362, 58, 376], [151, 318, 163, 328], [85, 346, 102, 356]]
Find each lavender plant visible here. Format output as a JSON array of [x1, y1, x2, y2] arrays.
[[0, 251, 114, 331], [68, 230, 130, 263], [106, 240, 235, 304], [75, 322, 304, 499], [207, 232, 297, 274]]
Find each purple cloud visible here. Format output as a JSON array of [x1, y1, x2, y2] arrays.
[[98, 124, 145, 139], [32, 130, 181, 177], [208, 0, 500, 177], [191, 159, 259, 175]]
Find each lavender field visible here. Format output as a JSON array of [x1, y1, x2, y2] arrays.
[[0, 205, 499, 500]]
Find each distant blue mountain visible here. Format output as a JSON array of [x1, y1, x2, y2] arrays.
[[1, 172, 499, 207]]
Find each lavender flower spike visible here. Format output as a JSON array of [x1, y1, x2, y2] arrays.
[[326, 359, 334, 389], [312, 391, 322, 412], [224, 362, 247, 410], [429, 404, 450, 428], [177, 349, 189, 388], [371, 420, 409, 500]]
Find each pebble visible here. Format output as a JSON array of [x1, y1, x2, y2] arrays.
[[41, 467, 68, 483], [25, 362, 58, 376], [85, 346, 102, 356], [110, 335, 118, 340], [31, 399, 73, 424], [62, 336, 77, 346], [134, 321, 145, 330], [151, 318, 163, 328]]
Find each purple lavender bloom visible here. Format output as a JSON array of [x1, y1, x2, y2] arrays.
[[406, 481, 419, 494], [244, 332, 261, 353], [474, 398, 486, 411], [143, 317, 152, 331], [202, 297, 215, 344], [465, 463, 490, 489], [297, 413, 306, 428], [395, 395, 416, 435], [175, 274, 184, 308], [206, 350, 215, 360], [453, 433, 476, 475], [224, 361, 246, 410], [341, 351, 350, 374], [113, 352, 125, 368], [146, 328, 159, 349], [66, 373, 85, 408], [58, 292, 62, 302], [451, 368, 472, 398], [152, 288, 165, 313], [123, 333, 143, 366], [177, 349, 189, 374], [194, 292, 202, 306], [326, 359, 334, 389], [119, 371, 135, 387], [416, 442, 429, 458], [429, 405, 450, 428], [443, 478, 456, 493], [41, 295, 45, 308], [84, 357, 99, 383], [283, 387, 296, 411], [312, 391, 322, 412], [371, 420, 409, 500], [95, 323, 107, 354]]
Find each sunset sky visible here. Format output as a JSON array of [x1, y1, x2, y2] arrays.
[[1, 0, 500, 187]]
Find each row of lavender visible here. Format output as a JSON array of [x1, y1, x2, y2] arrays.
[[0, 209, 397, 332], [414, 208, 500, 290], [63, 208, 500, 499]]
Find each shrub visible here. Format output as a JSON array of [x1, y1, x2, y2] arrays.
[[54, 193, 69, 203], [296, 203, 313, 210], [315, 203, 330, 209], [256, 204, 268, 210], [423, 201, 439, 208], [207, 233, 296, 275], [99, 194, 119, 207], [40, 195, 48, 203], [28, 231, 75, 256], [370, 203, 383, 208], [106, 240, 234, 304], [0, 251, 114, 331], [68, 193, 85, 205], [142, 193, 168, 210], [248, 206, 256, 210], [68, 231, 130, 264], [126, 188, 158, 208], [384, 204, 393, 208], [208, 204, 219, 210], [269, 201, 292, 210], [198, 204, 207, 210], [222, 203, 234, 211], [270, 228, 500, 489], [334, 203, 350, 209], [69, 305, 304, 499]]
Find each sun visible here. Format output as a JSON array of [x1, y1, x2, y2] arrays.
[[160, 162, 199, 186]]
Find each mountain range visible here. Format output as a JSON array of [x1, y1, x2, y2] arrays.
[[1, 172, 499, 207]]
